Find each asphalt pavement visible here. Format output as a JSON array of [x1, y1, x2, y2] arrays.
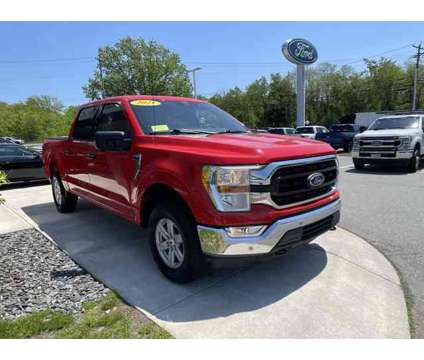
[[337, 153, 424, 338]]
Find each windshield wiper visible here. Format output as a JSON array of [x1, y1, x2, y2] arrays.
[[149, 128, 216, 135], [212, 129, 248, 134]]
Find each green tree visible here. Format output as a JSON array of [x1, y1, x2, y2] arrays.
[[83, 37, 192, 100]]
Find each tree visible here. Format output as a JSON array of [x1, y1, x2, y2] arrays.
[[83, 37, 193, 100]]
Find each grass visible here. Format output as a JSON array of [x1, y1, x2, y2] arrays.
[[0, 291, 173, 339]]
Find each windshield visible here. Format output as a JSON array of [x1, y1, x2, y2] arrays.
[[331, 125, 355, 132], [295, 127, 314, 134], [129, 100, 247, 135], [369, 117, 419, 130]]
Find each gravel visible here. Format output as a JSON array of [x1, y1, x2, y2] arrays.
[[0, 229, 109, 320]]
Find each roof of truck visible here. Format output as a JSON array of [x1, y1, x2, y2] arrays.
[[81, 95, 206, 107]]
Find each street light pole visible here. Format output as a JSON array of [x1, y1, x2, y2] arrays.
[[412, 42, 423, 111], [187, 67, 201, 98]]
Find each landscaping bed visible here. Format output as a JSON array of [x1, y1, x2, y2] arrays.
[[0, 229, 171, 339]]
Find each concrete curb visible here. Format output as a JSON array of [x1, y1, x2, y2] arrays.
[[0, 185, 411, 338]]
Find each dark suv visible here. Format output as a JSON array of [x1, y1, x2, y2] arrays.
[[316, 124, 365, 152]]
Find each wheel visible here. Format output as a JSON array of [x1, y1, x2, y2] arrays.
[[353, 158, 365, 170], [51, 170, 78, 213], [148, 203, 204, 283], [344, 142, 353, 153], [408, 148, 420, 173]]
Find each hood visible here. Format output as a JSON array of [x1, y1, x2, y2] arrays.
[[357, 128, 419, 138], [143, 132, 335, 164]]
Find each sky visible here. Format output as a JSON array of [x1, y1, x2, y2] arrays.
[[0, 21, 424, 106]]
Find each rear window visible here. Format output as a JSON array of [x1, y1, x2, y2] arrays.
[[295, 127, 314, 134]]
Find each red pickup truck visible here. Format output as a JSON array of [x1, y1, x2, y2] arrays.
[[43, 95, 340, 283]]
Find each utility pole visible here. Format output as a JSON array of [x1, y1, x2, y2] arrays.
[[412, 42, 424, 111], [187, 67, 201, 98], [98, 53, 105, 99]]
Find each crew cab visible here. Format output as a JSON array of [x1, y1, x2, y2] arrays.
[[352, 114, 424, 172], [295, 126, 329, 139], [43, 96, 341, 283], [316, 124, 365, 152]]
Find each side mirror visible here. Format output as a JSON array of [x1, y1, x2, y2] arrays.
[[95, 131, 131, 151], [359, 126, 367, 133]]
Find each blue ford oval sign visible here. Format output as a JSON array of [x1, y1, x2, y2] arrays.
[[282, 38, 318, 65]]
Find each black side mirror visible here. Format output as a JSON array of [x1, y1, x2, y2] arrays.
[[359, 126, 367, 133], [95, 131, 131, 151]]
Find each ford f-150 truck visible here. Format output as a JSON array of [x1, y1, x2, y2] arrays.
[[352, 114, 424, 172], [43, 96, 341, 283]]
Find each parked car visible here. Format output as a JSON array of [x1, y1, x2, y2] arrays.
[[352, 114, 424, 172], [0, 143, 46, 184], [0, 136, 24, 145], [315, 124, 365, 152], [43, 96, 341, 283], [268, 127, 296, 135], [295, 126, 329, 139]]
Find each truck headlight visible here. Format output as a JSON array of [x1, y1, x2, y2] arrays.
[[398, 136, 412, 150], [202, 166, 257, 212]]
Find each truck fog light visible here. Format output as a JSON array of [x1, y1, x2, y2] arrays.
[[225, 225, 267, 237]]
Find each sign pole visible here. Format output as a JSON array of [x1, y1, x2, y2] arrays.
[[296, 64, 305, 127], [282, 38, 317, 128]]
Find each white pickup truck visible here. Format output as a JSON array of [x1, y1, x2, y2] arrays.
[[352, 114, 424, 172]]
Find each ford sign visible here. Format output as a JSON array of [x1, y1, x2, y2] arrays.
[[282, 38, 318, 65]]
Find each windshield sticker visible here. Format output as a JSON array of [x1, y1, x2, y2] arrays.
[[131, 100, 161, 106], [151, 124, 169, 132]]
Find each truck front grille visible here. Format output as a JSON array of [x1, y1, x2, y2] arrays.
[[269, 159, 337, 207], [358, 136, 400, 156]]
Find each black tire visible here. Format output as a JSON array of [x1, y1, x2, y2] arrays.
[[51, 170, 78, 213], [148, 202, 204, 283], [353, 158, 365, 170], [344, 142, 353, 153], [408, 147, 420, 173]]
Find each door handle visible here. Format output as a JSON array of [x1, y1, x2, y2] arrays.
[[86, 153, 96, 159]]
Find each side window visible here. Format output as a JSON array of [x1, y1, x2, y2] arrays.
[[72, 106, 99, 141], [316, 127, 323, 133], [96, 103, 132, 136], [0, 146, 22, 157]]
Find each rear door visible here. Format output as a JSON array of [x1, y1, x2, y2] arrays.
[[87, 102, 135, 219], [63, 105, 99, 194]]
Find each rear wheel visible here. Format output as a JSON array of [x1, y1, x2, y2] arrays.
[[353, 158, 365, 170], [51, 171, 78, 213], [148, 203, 204, 283], [344, 142, 353, 153]]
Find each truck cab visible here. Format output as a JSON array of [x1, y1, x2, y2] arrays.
[[352, 114, 424, 172]]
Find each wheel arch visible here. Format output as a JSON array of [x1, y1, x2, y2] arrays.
[[140, 183, 195, 229]]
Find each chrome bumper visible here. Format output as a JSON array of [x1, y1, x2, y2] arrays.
[[352, 150, 413, 159], [197, 199, 341, 256]]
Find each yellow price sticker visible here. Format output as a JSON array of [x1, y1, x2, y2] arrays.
[[151, 124, 170, 132], [131, 100, 161, 106]]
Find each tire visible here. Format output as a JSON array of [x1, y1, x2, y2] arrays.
[[353, 158, 365, 170], [408, 147, 420, 173], [51, 170, 78, 213], [344, 142, 353, 153], [148, 203, 204, 283]]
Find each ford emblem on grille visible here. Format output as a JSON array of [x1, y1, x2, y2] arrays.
[[307, 172, 325, 188], [371, 140, 382, 146]]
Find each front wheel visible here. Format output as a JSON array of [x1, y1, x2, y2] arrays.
[[353, 158, 365, 170], [51, 171, 78, 213], [408, 148, 420, 173], [148, 203, 204, 283]]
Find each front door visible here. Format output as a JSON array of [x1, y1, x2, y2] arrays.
[[87, 102, 135, 220]]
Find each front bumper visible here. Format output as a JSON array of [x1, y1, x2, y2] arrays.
[[352, 150, 413, 160], [197, 198, 341, 256]]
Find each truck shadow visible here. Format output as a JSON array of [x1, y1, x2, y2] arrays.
[[345, 165, 413, 176], [21, 200, 327, 322]]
